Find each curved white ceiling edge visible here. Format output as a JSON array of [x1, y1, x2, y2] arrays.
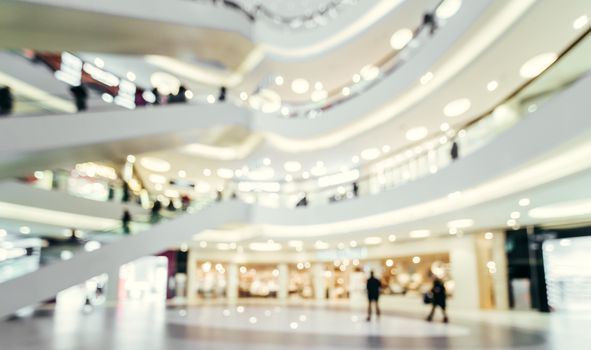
[[179, 0, 536, 160], [257, 0, 405, 59], [23, 0, 402, 61], [258, 0, 537, 153]]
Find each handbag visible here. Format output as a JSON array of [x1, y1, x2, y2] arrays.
[[423, 292, 433, 305]]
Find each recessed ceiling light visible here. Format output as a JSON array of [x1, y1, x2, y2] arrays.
[[19, 226, 31, 234], [528, 199, 591, 219], [381, 145, 391, 153], [249, 242, 282, 252], [409, 230, 431, 238], [284, 174, 293, 182], [217, 168, 234, 179], [310, 163, 327, 177], [263, 158, 271, 166], [284, 161, 302, 172], [573, 15, 588, 30], [510, 211, 521, 219], [311, 89, 328, 102], [140, 157, 171, 172], [149, 174, 167, 184], [519, 198, 530, 207], [405, 126, 429, 141], [519, 53, 557, 78], [436, 0, 462, 19], [487, 80, 498, 91], [388, 234, 396, 242], [360, 65, 380, 81], [364, 237, 382, 245], [126, 71, 136, 82], [440, 122, 450, 132], [314, 81, 323, 90], [126, 155, 136, 163], [342, 87, 351, 96], [203, 168, 212, 176], [361, 148, 380, 160], [352, 74, 361, 83], [240, 92, 248, 101], [207, 95, 215, 104], [178, 170, 186, 178], [94, 57, 104, 68], [443, 98, 471, 117], [447, 219, 474, 229], [412, 256, 421, 264], [420, 72, 434, 85], [484, 232, 494, 240], [302, 172, 310, 179], [390, 28, 413, 50], [275, 76, 284, 85], [349, 240, 358, 247], [506, 219, 517, 226], [291, 79, 310, 94], [184, 90, 193, 99]]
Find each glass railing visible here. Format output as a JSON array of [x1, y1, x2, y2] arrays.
[[2, 1, 447, 119], [188, 0, 353, 30]]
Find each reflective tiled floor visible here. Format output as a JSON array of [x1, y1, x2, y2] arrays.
[[0, 301, 589, 349]]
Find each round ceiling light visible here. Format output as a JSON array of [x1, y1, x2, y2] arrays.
[[390, 28, 413, 50], [409, 230, 431, 238], [291, 79, 310, 94], [283, 161, 302, 172], [360, 65, 380, 81], [140, 157, 171, 172], [447, 218, 474, 229], [519, 52, 557, 78], [216, 168, 234, 179], [436, 0, 462, 19], [528, 199, 591, 219], [443, 98, 471, 117], [405, 126, 429, 141], [249, 242, 282, 252], [311, 89, 328, 102], [249, 89, 281, 113], [360, 148, 380, 161]]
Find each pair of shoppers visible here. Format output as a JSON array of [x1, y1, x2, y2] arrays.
[[366, 272, 448, 323]]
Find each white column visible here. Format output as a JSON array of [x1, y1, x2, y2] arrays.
[[449, 235, 481, 309], [277, 263, 289, 301], [186, 249, 198, 304], [312, 263, 325, 302], [106, 265, 121, 304], [226, 263, 239, 302]]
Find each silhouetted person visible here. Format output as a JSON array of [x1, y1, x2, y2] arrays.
[[218, 86, 227, 102], [422, 12, 437, 35], [122, 182, 130, 203], [352, 182, 359, 197], [70, 85, 88, 111], [426, 279, 448, 323], [181, 194, 191, 211], [0, 86, 14, 116], [366, 271, 382, 321], [151, 88, 161, 105], [151, 199, 162, 223], [122, 209, 132, 235], [296, 194, 308, 207], [167, 199, 176, 211], [450, 140, 459, 161], [216, 190, 223, 202]]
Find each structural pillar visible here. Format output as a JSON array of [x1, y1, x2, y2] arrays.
[[186, 248, 198, 304], [106, 265, 121, 304], [312, 263, 326, 302], [226, 263, 239, 302], [277, 263, 289, 301]]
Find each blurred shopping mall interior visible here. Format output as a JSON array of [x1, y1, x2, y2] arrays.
[[1, 0, 591, 349]]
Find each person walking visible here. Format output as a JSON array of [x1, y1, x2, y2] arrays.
[[151, 199, 162, 224], [121, 209, 132, 235], [0, 86, 14, 116], [366, 271, 382, 321], [70, 85, 88, 112], [426, 278, 448, 323]]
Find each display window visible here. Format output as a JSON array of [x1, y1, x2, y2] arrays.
[[238, 264, 279, 298]]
